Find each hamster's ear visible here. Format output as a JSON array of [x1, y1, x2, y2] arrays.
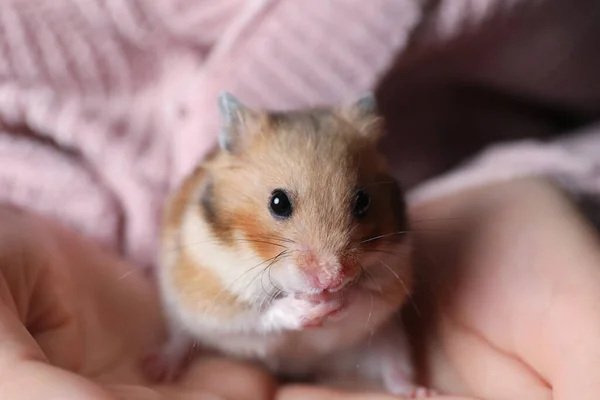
[[339, 92, 384, 142], [353, 92, 377, 115], [217, 91, 260, 153]]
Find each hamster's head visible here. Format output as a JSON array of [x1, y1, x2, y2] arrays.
[[189, 92, 410, 303]]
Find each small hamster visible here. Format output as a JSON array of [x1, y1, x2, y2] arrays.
[[146, 92, 431, 396]]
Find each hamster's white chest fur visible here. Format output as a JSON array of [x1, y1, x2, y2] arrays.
[[180, 287, 398, 378]]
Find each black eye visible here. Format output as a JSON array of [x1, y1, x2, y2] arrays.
[[269, 189, 293, 219], [352, 188, 370, 218]]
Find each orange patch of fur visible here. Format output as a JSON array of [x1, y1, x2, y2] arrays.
[[172, 251, 246, 320], [232, 211, 283, 263], [164, 147, 221, 235], [164, 155, 248, 321]]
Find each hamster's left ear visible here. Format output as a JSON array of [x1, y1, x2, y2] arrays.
[[353, 92, 377, 115], [339, 92, 384, 142], [217, 91, 260, 153]]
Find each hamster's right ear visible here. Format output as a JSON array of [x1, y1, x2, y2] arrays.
[[339, 92, 384, 143], [217, 92, 259, 153]]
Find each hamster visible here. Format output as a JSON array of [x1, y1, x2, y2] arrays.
[[145, 92, 432, 397]]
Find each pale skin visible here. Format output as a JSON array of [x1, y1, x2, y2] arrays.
[[0, 177, 599, 400]]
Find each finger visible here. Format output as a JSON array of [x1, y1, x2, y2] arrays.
[[0, 207, 116, 399], [0, 206, 83, 371], [0, 359, 115, 400], [0, 301, 47, 369], [0, 296, 112, 399], [462, 180, 600, 399], [277, 385, 477, 400], [0, 209, 57, 367], [105, 385, 165, 400], [516, 184, 600, 400], [411, 179, 600, 399], [178, 356, 277, 400]]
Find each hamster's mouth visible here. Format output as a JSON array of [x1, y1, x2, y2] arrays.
[[293, 291, 342, 303], [292, 277, 365, 303], [307, 272, 365, 296]]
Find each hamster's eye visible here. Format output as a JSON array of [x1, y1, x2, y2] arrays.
[[269, 189, 293, 219], [352, 188, 370, 218]]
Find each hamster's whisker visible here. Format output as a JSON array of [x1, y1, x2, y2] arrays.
[[242, 251, 288, 292], [258, 268, 270, 300], [366, 291, 374, 328], [362, 269, 386, 302], [375, 259, 415, 310], [258, 251, 288, 298], [359, 231, 408, 244], [376, 259, 402, 283], [260, 289, 282, 312], [244, 250, 290, 302], [239, 238, 288, 248], [167, 237, 288, 254], [358, 223, 467, 248], [117, 268, 141, 281], [362, 248, 410, 258], [236, 251, 288, 288], [258, 289, 274, 311], [357, 262, 366, 283], [347, 262, 366, 290], [267, 265, 285, 295], [247, 233, 296, 244], [256, 252, 289, 310], [206, 251, 289, 317]]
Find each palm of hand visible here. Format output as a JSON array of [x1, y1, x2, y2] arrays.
[[405, 179, 600, 400], [0, 206, 274, 400]]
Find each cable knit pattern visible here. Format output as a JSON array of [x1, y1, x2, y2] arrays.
[[3, 0, 599, 269], [0, 0, 421, 267]]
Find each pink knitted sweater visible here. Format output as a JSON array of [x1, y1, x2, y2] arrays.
[[1, 0, 599, 268], [0, 0, 421, 266]]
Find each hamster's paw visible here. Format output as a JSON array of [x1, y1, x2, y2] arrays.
[[384, 374, 437, 398], [299, 298, 345, 328], [266, 296, 344, 330], [381, 351, 437, 398], [407, 387, 438, 398], [383, 368, 437, 398]]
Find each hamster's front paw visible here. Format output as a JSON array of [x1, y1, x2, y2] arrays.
[[381, 352, 437, 398], [384, 376, 437, 399], [265, 295, 344, 330], [407, 387, 438, 398]]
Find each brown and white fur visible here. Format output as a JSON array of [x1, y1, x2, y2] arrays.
[[146, 92, 431, 396]]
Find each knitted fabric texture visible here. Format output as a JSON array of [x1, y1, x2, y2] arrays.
[[1, 0, 599, 268]]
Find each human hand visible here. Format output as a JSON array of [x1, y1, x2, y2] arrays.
[[405, 178, 600, 400], [0, 204, 276, 400], [278, 178, 600, 400], [4, 177, 599, 400]]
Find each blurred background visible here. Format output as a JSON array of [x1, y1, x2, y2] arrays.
[[0, 0, 599, 268]]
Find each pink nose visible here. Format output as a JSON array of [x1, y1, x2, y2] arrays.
[[313, 272, 344, 290]]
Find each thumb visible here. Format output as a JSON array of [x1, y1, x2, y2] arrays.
[[0, 205, 82, 371], [0, 207, 111, 399], [277, 385, 478, 400], [0, 300, 114, 400]]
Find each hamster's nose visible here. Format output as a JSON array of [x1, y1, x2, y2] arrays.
[[297, 248, 354, 291], [313, 271, 344, 291]]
